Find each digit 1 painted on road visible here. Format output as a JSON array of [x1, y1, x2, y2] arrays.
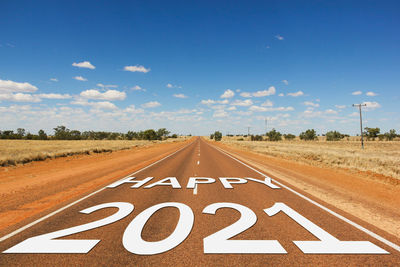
[[264, 203, 389, 254]]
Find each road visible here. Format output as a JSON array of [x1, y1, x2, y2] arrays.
[[1, 137, 399, 266]]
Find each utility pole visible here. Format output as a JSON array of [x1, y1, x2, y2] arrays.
[[247, 127, 251, 136], [352, 103, 367, 149]]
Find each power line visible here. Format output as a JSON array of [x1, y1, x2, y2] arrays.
[[352, 103, 367, 149]]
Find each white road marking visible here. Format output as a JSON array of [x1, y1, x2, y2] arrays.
[[197, 161, 200, 165], [193, 184, 198, 195], [207, 141, 400, 253], [0, 141, 195, 243]]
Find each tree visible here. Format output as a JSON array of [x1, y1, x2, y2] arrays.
[[156, 128, 170, 140], [251, 135, 263, 141], [214, 131, 222, 141], [266, 129, 282, 141], [364, 127, 380, 140], [53, 125, 70, 140], [283, 133, 296, 140], [142, 129, 158, 140], [325, 131, 345, 141], [210, 134, 214, 139], [16, 128, 26, 139], [38, 129, 47, 140], [384, 129, 397, 141], [299, 129, 317, 141]]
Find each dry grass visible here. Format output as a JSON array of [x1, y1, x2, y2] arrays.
[[0, 137, 188, 167], [217, 136, 400, 182]]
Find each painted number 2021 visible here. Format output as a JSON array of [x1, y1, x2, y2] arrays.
[[3, 202, 388, 255]]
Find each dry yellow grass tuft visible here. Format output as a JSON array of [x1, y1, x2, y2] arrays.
[[0, 137, 188, 167], [218, 137, 400, 182]]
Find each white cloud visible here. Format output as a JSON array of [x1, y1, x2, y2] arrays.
[[278, 93, 284, 97], [240, 92, 252, 98], [0, 79, 38, 93], [91, 101, 117, 109], [167, 83, 173, 88], [335, 105, 346, 109], [352, 90, 362, 95], [38, 93, 71, 99], [141, 101, 161, 108], [253, 86, 276, 97], [173, 93, 187, 99], [0, 93, 41, 102], [221, 89, 235, 98], [303, 109, 323, 118], [349, 112, 359, 117], [235, 110, 253, 116], [213, 109, 228, 118], [250, 105, 294, 112], [50, 78, 58, 82], [125, 105, 144, 114], [71, 98, 117, 109], [240, 86, 276, 97], [97, 83, 118, 88], [287, 91, 304, 97], [200, 99, 229, 105], [131, 85, 145, 91], [325, 109, 338, 114], [80, 89, 126, 101], [249, 105, 268, 112], [303, 101, 319, 107], [227, 106, 236, 111], [275, 35, 284, 40], [231, 99, 253, 106], [261, 100, 273, 107], [72, 61, 95, 69], [74, 76, 87, 81], [366, 91, 377, 96], [362, 101, 381, 110], [124, 65, 150, 73], [282, 80, 289, 85]]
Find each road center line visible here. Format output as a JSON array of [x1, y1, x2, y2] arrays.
[[197, 160, 200, 165], [0, 141, 195, 243], [207, 141, 400, 253]]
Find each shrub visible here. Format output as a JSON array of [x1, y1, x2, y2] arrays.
[[251, 135, 263, 141], [364, 127, 380, 140], [326, 131, 345, 141], [214, 131, 222, 141], [299, 129, 317, 141], [283, 133, 296, 140], [384, 129, 397, 141], [266, 129, 282, 141]]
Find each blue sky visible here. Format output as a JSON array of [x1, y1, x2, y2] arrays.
[[1, 0, 399, 135]]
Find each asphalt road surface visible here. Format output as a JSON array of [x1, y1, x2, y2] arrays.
[[1, 137, 399, 266]]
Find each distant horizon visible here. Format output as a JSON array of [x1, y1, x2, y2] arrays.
[[1, 1, 399, 135]]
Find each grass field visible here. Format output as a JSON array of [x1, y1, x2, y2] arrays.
[[218, 137, 400, 182], [0, 137, 188, 167]]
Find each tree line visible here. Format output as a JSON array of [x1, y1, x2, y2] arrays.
[[0, 126, 179, 141], [211, 128, 398, 142]]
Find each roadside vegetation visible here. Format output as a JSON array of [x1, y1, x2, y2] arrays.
[[0, 126, 178, 141], [209, 128, 400, 182], [0, 126, 187, 167]]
